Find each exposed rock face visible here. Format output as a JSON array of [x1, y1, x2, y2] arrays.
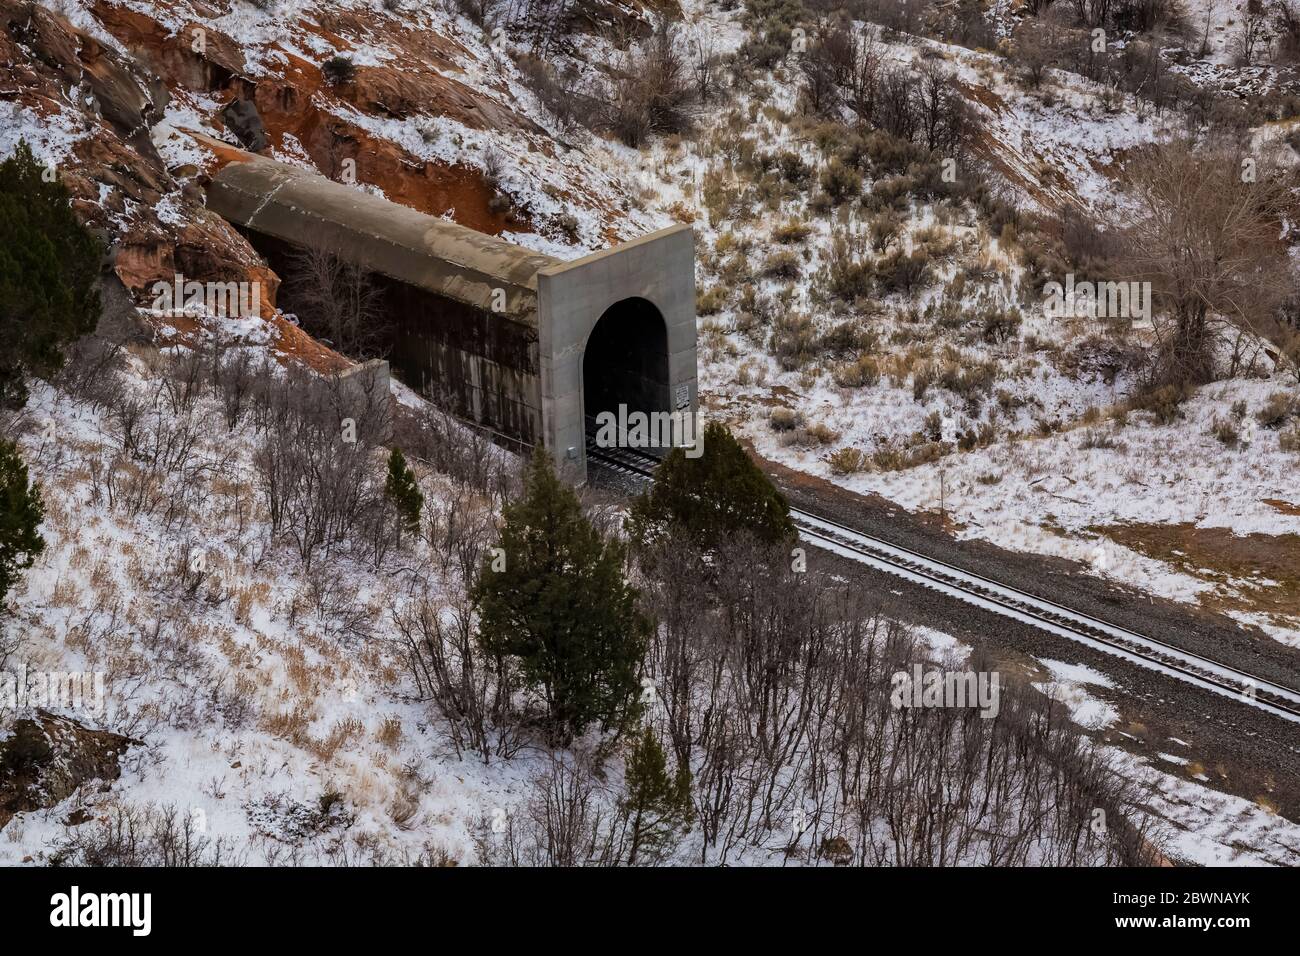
[[1, 1, 166, 231], [221, 98, 268, 153], [85, 0, 552, 233], [0, 711, 139, 830], [2, 0, 657, 319], [3, 1, 168, 150], [114, 211, 280, 317], [0, 1, 279, 314]]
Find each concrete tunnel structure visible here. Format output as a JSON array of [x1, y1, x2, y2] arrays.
[[205, 152, 697, 484]]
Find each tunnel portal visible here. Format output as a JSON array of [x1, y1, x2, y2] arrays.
[[204, 148, 696, 483]]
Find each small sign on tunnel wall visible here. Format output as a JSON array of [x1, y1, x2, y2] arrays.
[[675, 383, 690, 410]]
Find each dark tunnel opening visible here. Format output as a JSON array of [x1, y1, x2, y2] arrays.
[[582, 297, 670, 445]]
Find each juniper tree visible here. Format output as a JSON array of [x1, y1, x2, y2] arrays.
[[0, 141, 101, 409], [384, 447, 423, 542], [322, 56, 356, 86], [618, 724, 693, 865], [0, 439, 45, 609], [471, 448, 649, 740], [627, 421, 795, 549]]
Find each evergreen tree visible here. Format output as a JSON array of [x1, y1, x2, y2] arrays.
[[0, 439, 45, 608], [618, 724, 693, 865], [471, 448, 650, 740], [628, 421, 795, 549], [384, 447, 423, 541], [0, 141, 102, 409]]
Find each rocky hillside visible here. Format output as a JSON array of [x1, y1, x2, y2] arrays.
[[4, 0, 1300, 866]]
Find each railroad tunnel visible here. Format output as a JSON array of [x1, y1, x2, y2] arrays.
[[582, 297, 671, 431], [202, 148, 696, 483]]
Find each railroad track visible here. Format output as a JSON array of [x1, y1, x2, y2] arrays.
[[585, 441, 1300, 725]]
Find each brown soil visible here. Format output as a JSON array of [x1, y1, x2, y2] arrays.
[[1092, 521, 1300, 628]]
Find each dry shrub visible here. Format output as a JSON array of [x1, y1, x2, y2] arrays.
[[375, 715, 404, 749], [781, 421, 840, 447], [869, 210, 903, 252], [1209, 416, 1240, 448], [827, 447, 871, 474], [773, 219, 813, 244], [263, 703, 313, 748], [598, 20, 690, 147], [876, 248, 931, 295], [315, 716, 366, 761], [762, 249, 803, 279], [769, 407, 803, 432], [769, 311, 817, 370], [822, 230, 873, 304], [832, 354, 882, 388], [1255, 390, 1298, 429], [389, 790, 421, 830], [697, 285, 729, 315], [819, 157, 863, 205]]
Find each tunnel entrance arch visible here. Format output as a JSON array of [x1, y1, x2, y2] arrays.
[[582, 297, 671, 436], [538, 225, 697, 484]]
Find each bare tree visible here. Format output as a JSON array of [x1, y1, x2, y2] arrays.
[[627, 533, 1165, 867], [1015, 20, 1053, 87], [1070, 0, 1112, 26], [845, 25, 882, 130], [284, 242, 388, 358], [916, 62, 969, 155], [799, 41, 842, 115], [1276, 0, 1300, 60], [688, 26, 720, 102], [473, 750, 612, 865], [875, 67, 919, 142], [596, 18, 689, 147], [515, 53, 585, 135], [1123, 140, 1295, 385], [392, 589, 522, 762], [454, 0, 498, 27], [1232, 0, 1273, 64]]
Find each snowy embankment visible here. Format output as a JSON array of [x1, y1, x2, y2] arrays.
[[2, 346, 533, 864]]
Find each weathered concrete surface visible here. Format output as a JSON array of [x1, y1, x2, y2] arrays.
[[204, 153, 696, 482], [538, 224, 697, 483], [238, 225, 544, 447], [207, 153, 558, 321]]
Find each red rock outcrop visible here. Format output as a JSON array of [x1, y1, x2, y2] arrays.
[[0, 1, 279, 314]]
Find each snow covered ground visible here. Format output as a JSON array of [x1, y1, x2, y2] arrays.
[[7, 0, 1300, 865], [616, 17, 1300, 648], [3, 356, 1292, 866], [2, 360, 530, 864], [1028, 656, 1300, 866]]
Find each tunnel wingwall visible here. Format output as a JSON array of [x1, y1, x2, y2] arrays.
[[537, 225, 697, 484]]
